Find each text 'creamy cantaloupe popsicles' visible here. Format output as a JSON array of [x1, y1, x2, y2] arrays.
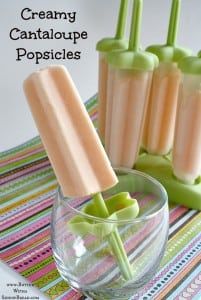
[[96, 0, 129, 142], [173, 55, 201, 184], [24, 65, 118, 197], [105, 0, 158, 168], [142, 0, 191, 155]]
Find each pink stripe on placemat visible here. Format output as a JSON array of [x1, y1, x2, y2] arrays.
[[1, 215, 50, 249], [62, 290, 83, 300], [1, 197, 53, 230], [1, 190, 56, 222], [0, 146, 45, 167], [28, 261, 56, 282], [169, 205, 188, 224], [0, 228, 50, 259], [1, 160, 51, 185], [9, 241, 51, 266], [12, 247, 52, 274], [90, 112, 98, 121]]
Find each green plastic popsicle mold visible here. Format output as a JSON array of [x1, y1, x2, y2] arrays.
[[178, 52, 201, 74], [147, 0, 191, 63], [96, 0, 129, 53], [135, 153, 201, 210], [108, 0, 158, 71]]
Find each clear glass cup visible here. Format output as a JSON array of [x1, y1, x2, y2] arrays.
[[51, 168, 169, 300]]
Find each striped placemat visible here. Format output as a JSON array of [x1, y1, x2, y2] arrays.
[[0, 96, 201, 300]]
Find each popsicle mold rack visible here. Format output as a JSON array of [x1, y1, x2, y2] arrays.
[[136, 0, 201, 210], [96, 0, 201, 211], [136, 55, 201, 211], [135, 153, 201, 211]]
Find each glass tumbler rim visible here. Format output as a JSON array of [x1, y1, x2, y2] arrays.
[[56, 167, 168, 225]]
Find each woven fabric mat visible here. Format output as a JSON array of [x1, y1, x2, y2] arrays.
[[0, 96, 201, 300]]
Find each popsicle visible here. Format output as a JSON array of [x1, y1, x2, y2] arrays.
[[23, 65, 136, 280], [105, 0, 158, 168], [142, 0, 191, 155], [24, 66, 118, 197], [173, 54, 201, 184], [96, 0, 129, 142]]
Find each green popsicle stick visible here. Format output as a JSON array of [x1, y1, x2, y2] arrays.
[[147, 0, 191, 63], [115, 0, 129, 39], [128, 0, 142, 51], [91, 192, 134, 280], [167, 0, 181, 46], [96, 0, 129, 53]]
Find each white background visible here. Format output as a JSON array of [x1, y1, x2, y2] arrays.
[[0, 0, 200, 152]]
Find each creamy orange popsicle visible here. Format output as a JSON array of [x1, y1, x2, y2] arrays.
[[23, 65, 118, 197], [143, 0, 191, 155], [106, 69, 152, 167], [142, 62, 181, 155], [173, 74, 201, 184], [96, 0, 129, 142], [105, 0, 158, 168]]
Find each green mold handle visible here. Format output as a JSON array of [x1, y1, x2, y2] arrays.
[[146, 0, 191, 63], [178, 54, 201, 75], [115, 0, 129, 39], [135, 153, 201, 210], [96, 0, 129, 52], [129, 0, 143, 51], [167, 0, 181, 46]]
